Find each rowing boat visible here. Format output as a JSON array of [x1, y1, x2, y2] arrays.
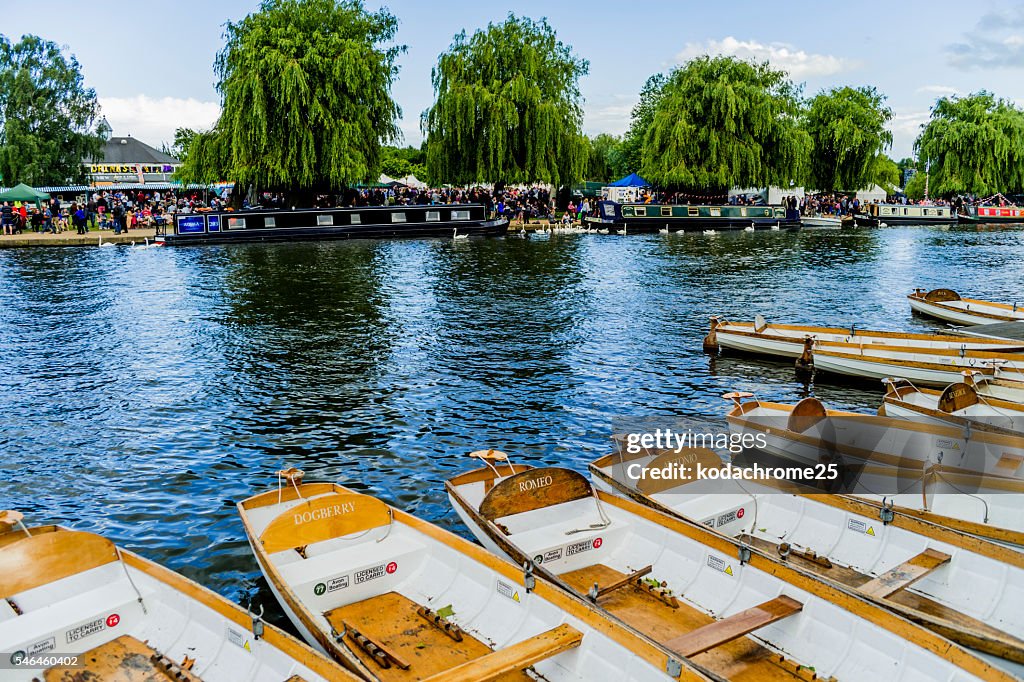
[[588, 447, 1024, 665], [0, 511, 350, 682], [446, 453, 1012, 681], [881, 378, 1024, 435], [963, 370, 1024, 403], [237, 469, 712, 682], [725, 392, 1024, 479], [800, 216, 843, 229], [811, 344, 1024, 386], [701, 316, 1024, 359], [909, 288, 1024, 326]]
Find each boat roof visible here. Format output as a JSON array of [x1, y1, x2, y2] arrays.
[[953, 321, 1024, 342]]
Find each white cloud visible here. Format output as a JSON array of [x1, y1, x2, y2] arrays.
[[675, 36, 859, 78], [947, 7, 1024, 69], [916, 85, 959, 97], [584, 95, 636, 136], [887, 110, 930, 157], [98, 95, 220, 147]]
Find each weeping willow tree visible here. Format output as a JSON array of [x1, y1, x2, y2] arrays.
[[177, 0, 402, 200], [423, 14, 589, 187], [915, 92, 1024, 196], [804, 86, 893, 192], [641, 56, 808, 192]]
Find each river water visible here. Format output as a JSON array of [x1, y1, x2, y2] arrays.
[[1, 225, 1022, 620]]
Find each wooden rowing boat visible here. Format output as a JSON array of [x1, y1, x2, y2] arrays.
[[881, 378, 1024, 435], [811, 344, 1024, 386], [0, 511, 350, 682], [237, 469, 712, 682], [909, 288, 1024, 326], [446, 454, 1013, 681], [963, 370, 1024, 403], [702, 316, 1024, 360], [588, 447, 1024, 666], [726, 392, 1024, 479]]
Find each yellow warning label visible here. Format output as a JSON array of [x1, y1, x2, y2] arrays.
[[724, 566, 734, 576], [243, 640, 251, 652], [513, 591, 520, 603], [866, 527, 875, 536]]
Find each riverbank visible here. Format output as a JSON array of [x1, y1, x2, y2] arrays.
[[0, 227, 158, 248]]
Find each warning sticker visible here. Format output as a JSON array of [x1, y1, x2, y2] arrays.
[[847, 518, 876, 536], [706, 555, 735, 577], [226, 627, 252, 653], [496, 579, 521, 603], [533, 548, 563, 565], [66, 618, 105, 643], [355, 564, 387, 584]]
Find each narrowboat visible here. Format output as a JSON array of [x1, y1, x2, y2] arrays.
[[155, 204, 508, 245], [585, 200, 799, 233], [959, 205, 1024, 224], [854, 204, 956, 226]]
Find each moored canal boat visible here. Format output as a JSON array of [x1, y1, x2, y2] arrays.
[[585, 200, 799, 232], [854, 204, 957, 226], [156, 203, 509, 245], [960, 205, 1024, 225]]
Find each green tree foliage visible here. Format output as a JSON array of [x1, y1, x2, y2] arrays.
[[620, 73, 666, 175], [177, 0, 402, 194], [904, 170, 927, 200], [804, 86, 892, 191], [380, 145, 428, 182], [641, 56, 809, 191], [0, 35, 104, 185], [870, 155, 901, 193], [914, 92, 1024, 195], [585, 133, 626, 182], [423, 14, 589, 187], [163, 127, 197, 162]]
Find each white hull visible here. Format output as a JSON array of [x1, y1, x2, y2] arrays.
[[814, 351, 969, 385], [910, 298, 998, 326], [801, 216, 843, 228]]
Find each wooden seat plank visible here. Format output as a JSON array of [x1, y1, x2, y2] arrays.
[[45, 634, 200, 682], [858, 548, 951, 599], [663, 595, 803, 658], [421, 624, 582, 682], [323, 592, 531, 681]]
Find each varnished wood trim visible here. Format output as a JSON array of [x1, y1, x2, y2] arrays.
[[419, 624, 582, 682]]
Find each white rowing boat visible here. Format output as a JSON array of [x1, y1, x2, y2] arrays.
[[909, 288, 1024, 326], [588, 448, 1024, 666], [812, 344, 1024, 386], [800, 216, 843, 229], [882, 378, 1024, 435], [446, 453, 1012, 681], [0, 511, 349, 682], [702, 315, 1024, 359], [963, 370, 1024, 403], [237, 469, 711, 682]]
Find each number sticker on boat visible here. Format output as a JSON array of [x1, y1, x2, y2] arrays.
[[847, 518, 876, 536], [65, 617, 106, 643], [706, 554, 735, 577], [496, 579, 521, 603], [355, 564, 388, 584]]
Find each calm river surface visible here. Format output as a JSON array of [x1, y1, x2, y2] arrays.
[[2, 225, 1022, 622]]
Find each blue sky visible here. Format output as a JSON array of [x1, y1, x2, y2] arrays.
[[5, 0, 1024, 159]]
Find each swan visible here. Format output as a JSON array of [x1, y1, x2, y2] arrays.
[[453, 228, 468, 240], [132, 237, 159, 250], [98, 235, 115, 248], [703, 229, 717, 235], [744, 224, 755, 232], [771, 223, 781, 231], [659, 225, 670, 234]]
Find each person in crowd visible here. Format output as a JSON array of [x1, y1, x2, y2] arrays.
[[1, 201, 12, 235]]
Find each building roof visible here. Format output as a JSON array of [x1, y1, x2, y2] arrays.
[[96, 136, 180, 165]]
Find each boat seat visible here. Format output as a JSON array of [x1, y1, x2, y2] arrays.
[[44, 634, 201, 682], [323, 591, 534, 681], [663, 595, 803, 658], [260, 492, 392, 554], [858, 548, 951, 599], [420, 624, 582, 682], [786, 397, 827, 434], [0, 529, 119, 600]]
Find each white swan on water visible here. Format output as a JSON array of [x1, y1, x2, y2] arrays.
[[98, 235, 115, 248], [453, 228, 468, 240], [703, 229, 717, 235]]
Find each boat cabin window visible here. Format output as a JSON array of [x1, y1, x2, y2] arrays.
[[426, 211, 440, 222], [317, 214, 333, 226], [903, 208, 909, 215], [350, 213, 361, 224], [227, 217, 246, 230], [391, 212, 407, 223], [710, 207, 721, 217], [452, 210, 470, 221], [923, 208, 930, 215], [635, 206, 647, 217], [688, 207, 698, 217], [661, 206, 672, 217], [264, 216, 276, 228]]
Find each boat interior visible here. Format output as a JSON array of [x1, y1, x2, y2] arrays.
[[0, 522, 328, 682], [448, 463, 978, 681], [239, 481, 670, 682]]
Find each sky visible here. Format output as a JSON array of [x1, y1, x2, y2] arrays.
[[5, 0, 1024, 160]]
